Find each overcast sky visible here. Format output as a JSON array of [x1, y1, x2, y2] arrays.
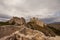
[[0, 0, 60, 23]]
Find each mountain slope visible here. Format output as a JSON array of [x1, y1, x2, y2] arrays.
[[48, 22, 60, 35]]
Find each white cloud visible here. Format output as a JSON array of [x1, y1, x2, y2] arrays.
[[0, 0, 60, 23]]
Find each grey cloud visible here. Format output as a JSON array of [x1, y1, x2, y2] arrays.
[[41, 17, 60, 24], [0, 14, 11, 19], [0, 13, 12, 21]]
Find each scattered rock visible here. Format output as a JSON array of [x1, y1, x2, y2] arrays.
[[5, 27, 46, 40]]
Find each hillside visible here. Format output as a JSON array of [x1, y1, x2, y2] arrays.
[[48, 24, 60, 30], [48, 22, 60, 36]]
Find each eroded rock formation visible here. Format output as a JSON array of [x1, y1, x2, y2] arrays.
[[29, 17, 46, 27], [8, 17, 26, 25], [27, 17, 56, 36]]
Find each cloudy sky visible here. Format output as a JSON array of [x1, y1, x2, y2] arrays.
[[0, 0, 60, 23]]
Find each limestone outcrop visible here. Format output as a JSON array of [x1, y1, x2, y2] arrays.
[[29, 17, 46, 27]]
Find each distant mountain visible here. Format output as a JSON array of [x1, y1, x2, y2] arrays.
[[50, 22, 60, 24]]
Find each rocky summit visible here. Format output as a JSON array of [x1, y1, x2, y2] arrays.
[[29, 17, 46, 27], [0, 17, 60, 40], [7, 17, 26, 25]]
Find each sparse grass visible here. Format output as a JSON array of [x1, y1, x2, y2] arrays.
[[0, 21, 15, 26]]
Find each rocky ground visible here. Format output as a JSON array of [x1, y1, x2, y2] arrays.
[[0, 17, 60, 40]]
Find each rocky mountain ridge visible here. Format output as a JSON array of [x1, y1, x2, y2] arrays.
[[0, 17, 60, 40]]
